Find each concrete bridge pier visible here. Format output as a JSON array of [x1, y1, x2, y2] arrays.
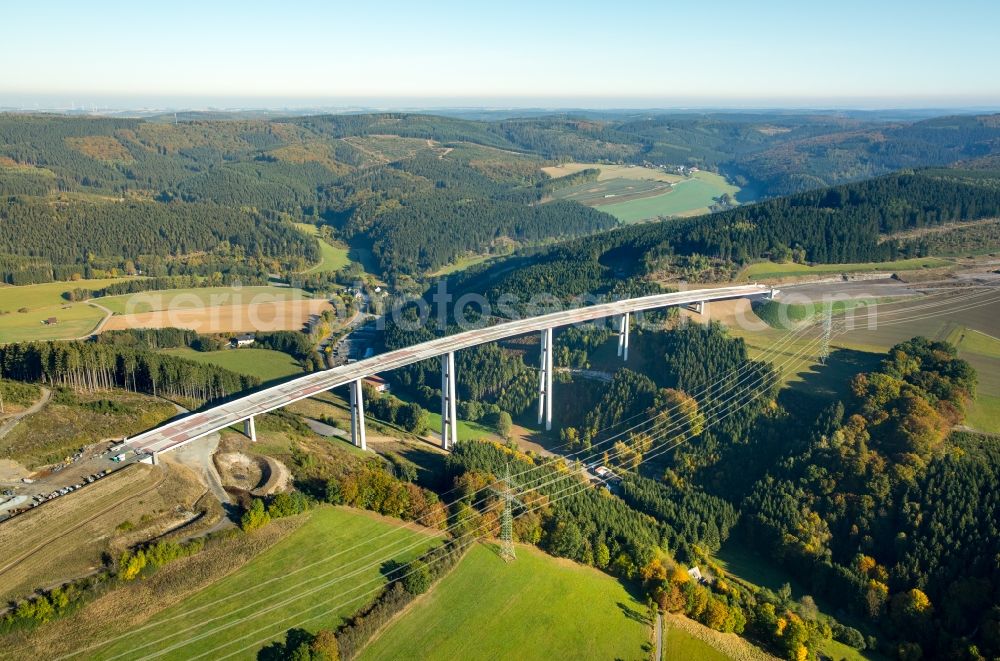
[[244, 415, 257, 442], [441, 351, 458, 450], [537, 327, 553, 431], [617, 312, 630, 361], [349, 378, 367, 451]]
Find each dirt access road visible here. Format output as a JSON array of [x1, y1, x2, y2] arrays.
[[0, 387, 51, 441]]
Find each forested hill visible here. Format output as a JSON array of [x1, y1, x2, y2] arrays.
[[450, 168, 1000, 302], [0, 197, 317, 283], [2, 111, 999, 283]]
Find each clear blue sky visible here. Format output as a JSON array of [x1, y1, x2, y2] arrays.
[[3, 0, 999, 108]]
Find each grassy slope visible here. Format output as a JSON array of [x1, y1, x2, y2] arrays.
[[0, 277, 134, 342], [661, 620, 732, 661], [294, 222, 351, 273], [740, 256, 951, 280], [424, 410, 501, 443], [0, 389, 176, 467], [360, 543, 650, 661], [90, 507, 441, 661], [427, 253, 497, 277], [737, 318, 1000, 432], [752, 298, 876, 331], [387, 390, 502, 442], [954, 328, 1000, 432], [160, 347, 303, 383]]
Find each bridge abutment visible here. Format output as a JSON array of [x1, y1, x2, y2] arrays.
[[244, 415, 257, 442]]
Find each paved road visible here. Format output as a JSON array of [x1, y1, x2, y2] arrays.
[[69, 301, 114, 340], [126, 285, 770, 456], [0, 387, 51, 441], [655, 612, 664, 661]]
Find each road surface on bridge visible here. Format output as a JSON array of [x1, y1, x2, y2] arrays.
[[126, 284, 770, 456]]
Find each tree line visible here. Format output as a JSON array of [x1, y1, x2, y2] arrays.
[[0, 340, 259, 402]]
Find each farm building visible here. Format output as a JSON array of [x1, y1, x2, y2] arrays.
[[231, 333, 256, 347], [363, 375, 390, 393]]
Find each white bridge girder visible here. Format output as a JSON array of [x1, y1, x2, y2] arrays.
[[123, 285, 771, 457]]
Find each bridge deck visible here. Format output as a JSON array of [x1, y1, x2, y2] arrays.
[[127, 285, 770, 455]]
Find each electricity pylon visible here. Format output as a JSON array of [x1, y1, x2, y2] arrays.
[[498, 464, 516, 563], [819, 305, 833, 365]]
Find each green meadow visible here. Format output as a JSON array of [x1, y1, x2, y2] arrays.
[[740, 256, 951, 281], [601, 171, 743, 223], [294, 223, 351, 273], [159, 347, 304, 383], [0, 277, 134, 342], [360, 543, 651, 661]]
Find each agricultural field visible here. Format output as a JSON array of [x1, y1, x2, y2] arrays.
[[359, 543, 651, 661], [83, 506, 441, 660], [99, 285, 332, 334], [0, 277, 135, 343], [601, 172, 742, 223], [293, 223, 351, 273], [97, 285, 314, 315], [543, 163, 742, 223], [159, 347, 304, 383], [739, 257, 952, 281], [542, 162, 683, 183]]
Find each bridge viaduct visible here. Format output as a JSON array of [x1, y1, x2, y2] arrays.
[[125, 285, 772, 459]]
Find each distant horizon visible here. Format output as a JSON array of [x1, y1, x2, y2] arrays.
[[2, 93, 1000, 117], [4, 0, 999, 111]]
